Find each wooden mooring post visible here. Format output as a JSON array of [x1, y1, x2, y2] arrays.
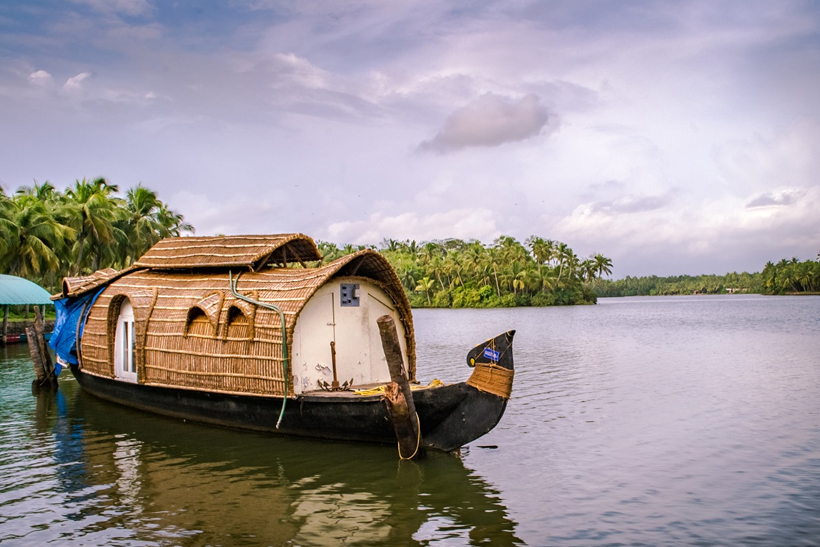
[[1, 305, 8, 345], [28, 306, 56, 391], [377, 315, 424, 460]]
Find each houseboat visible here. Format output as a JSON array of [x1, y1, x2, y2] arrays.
[[49, 234, 515, 452]]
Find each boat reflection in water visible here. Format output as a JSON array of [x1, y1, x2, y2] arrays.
[[38, 383, 522, 546]]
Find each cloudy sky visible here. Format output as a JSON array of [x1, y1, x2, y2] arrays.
[[2, 0, 819, 277]]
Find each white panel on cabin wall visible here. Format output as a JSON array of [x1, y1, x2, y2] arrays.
[[291, 278, 408, 393], [291, 290, 335, 394]]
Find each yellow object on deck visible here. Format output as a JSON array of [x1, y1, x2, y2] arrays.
[[354, 378, 444, 396]]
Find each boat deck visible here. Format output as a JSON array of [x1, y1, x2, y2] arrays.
[[301, 379, 445, 398]]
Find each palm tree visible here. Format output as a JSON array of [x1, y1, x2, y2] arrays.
[[2, 194, 73, 279], [580, 258, 597, 282], [464, 242, 486, 287], [555, 242, 571, 283], [796, 261, 815, 292], [318, 241, 340, 262], [593, 253, 613, 278], [400, 269, 416, 292], [62, 177, 124, 275], [526, 236, 554, 272], [381, 238, 400, 252], [555, 244, 578, 286], [430, 254, 446, 289], [510, 262, 527, 295], [15, 180, 58, 203], [0, 187, 14, 259], [777, 260, 799, 293], [444, 253, 465, 288], [414, 276, 435, 305], [485, 247, 503, 297], [761, 261, 776, 293], [812, 261, 820, 292], [156, 201, 193, 238], [118, 184, 164, 265], [420, 241, 440, 267], [117, 184, 193, 265], [535, 268, 557, 292], [496, 235, 528, 265]]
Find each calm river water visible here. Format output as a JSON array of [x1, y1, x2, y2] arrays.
[[1, 295, 819, 546]]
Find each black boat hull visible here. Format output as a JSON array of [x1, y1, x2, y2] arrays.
[[70, 366, 507, 452]]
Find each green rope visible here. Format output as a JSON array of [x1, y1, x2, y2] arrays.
[[229, 270, 289, 429]]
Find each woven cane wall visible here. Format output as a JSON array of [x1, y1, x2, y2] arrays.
[[78, 250, 416, 397]]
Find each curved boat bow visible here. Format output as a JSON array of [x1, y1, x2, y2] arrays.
[[420, 330, 516, 452]]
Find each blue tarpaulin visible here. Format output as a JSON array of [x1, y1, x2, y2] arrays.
[[49, 290, 104, 366]]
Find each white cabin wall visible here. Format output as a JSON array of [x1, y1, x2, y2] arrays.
[[291, 278, 408, 394]]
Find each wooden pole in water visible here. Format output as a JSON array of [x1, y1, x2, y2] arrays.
[[28, 307, 55, 387], [27, 325, 46, 382], [2, 305, 7, 345], [377, 315, 423, 460], [34, 307, 54, 378]]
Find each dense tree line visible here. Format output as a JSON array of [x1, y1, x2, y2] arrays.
[[0, 178, 193, 292], [761, 257, 820, 294], [593, 254, 820, 297], [320, 237, 613, 307], [593, 272, 763, 297]]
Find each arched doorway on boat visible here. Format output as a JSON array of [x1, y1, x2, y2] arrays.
[[114, 299, 137, 383], [290, 277, 409, 394]]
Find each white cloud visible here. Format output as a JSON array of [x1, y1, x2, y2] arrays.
[[62, 72, 92, 93], [324, 208, 500, 245], [168, 190, 285, 237], [589, 193, 674, 214], [555, 186, 820, 275], [418, 93, 552, 153], [715, 118, 820, 193], [745, 187, 807, 208], [272, 53, 329, 90], [29, 70, 53, 86]]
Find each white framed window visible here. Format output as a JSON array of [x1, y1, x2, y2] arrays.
[[114, 300, 137, 383]]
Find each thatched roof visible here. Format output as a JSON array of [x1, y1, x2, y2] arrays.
[[133, 234, 322, 271], [56, 267, 139, 300]]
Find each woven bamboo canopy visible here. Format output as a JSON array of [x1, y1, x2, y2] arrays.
[[133, 234, 322, 271], [67, 234, 415, 399], [57, 267, 135, 300]]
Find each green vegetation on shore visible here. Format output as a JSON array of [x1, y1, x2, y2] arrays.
[[1, 178, 193, 293], [592, 255, 820, 297], [320, 237, 612, 307], [593, 272, 763, 297], [761, 257, 820, 295]]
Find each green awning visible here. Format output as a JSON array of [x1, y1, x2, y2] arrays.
[[0, 274, 53, 305]]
